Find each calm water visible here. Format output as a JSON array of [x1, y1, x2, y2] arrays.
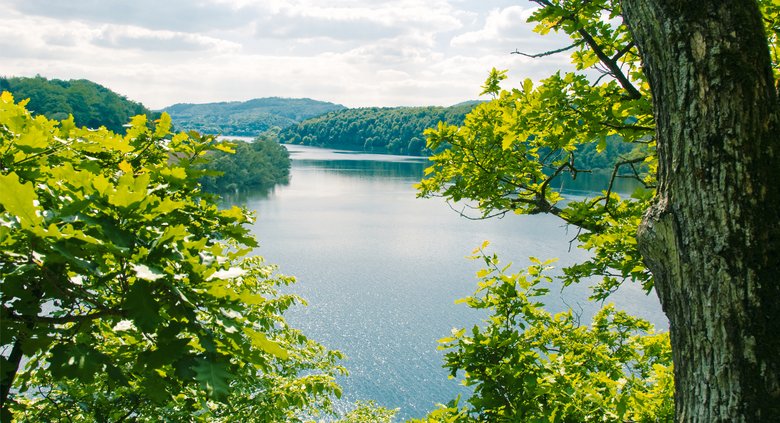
[[232, 144, 665, 420]]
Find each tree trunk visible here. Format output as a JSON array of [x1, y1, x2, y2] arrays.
[[621, 0, 780, 421]]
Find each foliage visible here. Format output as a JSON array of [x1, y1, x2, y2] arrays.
[[412, 0, 678, 420], [196, 129, 291, 194], [278, 105, 477, 156], [0, 93, 344, 421], [0, 76, 159, 134], [163, 97, 345, 136], [420, 247, 673, 422], [280, 102, 635, 167], [335, 400, 398, 423], [418, 0, 655, 301], [417, 0, 776, 420]]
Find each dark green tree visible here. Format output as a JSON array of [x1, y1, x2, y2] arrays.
[[197, 129, 291, 194], [0, 94, 343, 421]]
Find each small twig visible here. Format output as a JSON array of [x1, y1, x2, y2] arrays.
[[6, 309, 125, 324], [568, 226, 584, 252], [604, 156, 648, 211], [511, 41, 584, 58], [447, 200, 509, 220]]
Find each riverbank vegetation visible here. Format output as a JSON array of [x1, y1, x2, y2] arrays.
[[196, 129, 292, 194], [278, 103, 640, 173], [278, 104, 476, 156]]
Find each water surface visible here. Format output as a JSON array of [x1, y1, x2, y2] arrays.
[[236, 145, 664, 419]]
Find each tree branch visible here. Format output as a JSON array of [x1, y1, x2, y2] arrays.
[[6, 309, 125, 324], [530, 0, 642, 99], [611, 41, 636, 62], [603, 156, 649, 212], [511, 41, 584, 58], [576, 29, 642, 99]]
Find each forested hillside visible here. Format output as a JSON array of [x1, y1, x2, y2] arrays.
[[0, 76, 159, 134], [278, 104, 476, 155], [162, 97, 345, 136], [279, 103, 640, 167]]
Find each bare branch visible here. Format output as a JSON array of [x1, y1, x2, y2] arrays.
[[6, 309, 125, 325], [603, 156, 648, 211], [511, 41, 584, 58], [446, 200, 510, 221]]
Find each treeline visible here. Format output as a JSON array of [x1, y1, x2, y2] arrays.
[[278, 104, 478, 156], [197, 130, 291, 193], [162, 97, 346, 136], [280, 103, 642, 171], [0, 76, 159, 133], [573, 135, 639, 171]]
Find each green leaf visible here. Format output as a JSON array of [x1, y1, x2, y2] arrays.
[[48, 343, 105, 383], [243, 328, 289, 360], [193, 358, 232, 399], [523, 78, 534, 95], [596, 137, 607, 153], [109, 172, 149, 209], [480, 68, 508, 97], [502, 133, 516, 150], [125, 281, 162, 332], [238, 290, 266, 305], [16, 125, 49, 152], [154, 112, 172, 138], [0, 172, 43, 228]]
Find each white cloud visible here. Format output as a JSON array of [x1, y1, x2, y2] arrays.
[[0, 0, 578, 109], [93, 25, 240, 53], [451, 5, 571, 54], [3, 0, 255, 32]]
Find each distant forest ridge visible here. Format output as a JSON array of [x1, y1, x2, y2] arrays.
[[0, 76, 159, 134], [278, 104, 478, 156], [161, 97, 346, 136], [0, 76, 638, 169]]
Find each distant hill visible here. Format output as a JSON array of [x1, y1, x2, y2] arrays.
[[278, 104, 477, 156], [0, 76, 159, 134], [161, 98, 346, 136]]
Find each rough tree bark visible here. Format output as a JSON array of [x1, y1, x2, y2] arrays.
[[621, 0, 780, 421]]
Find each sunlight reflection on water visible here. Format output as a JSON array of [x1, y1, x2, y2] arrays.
[[233, 144, 665, 420]]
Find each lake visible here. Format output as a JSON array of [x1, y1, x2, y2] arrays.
[[229, 144, 665, 420]]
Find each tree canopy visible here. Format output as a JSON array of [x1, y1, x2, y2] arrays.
[[196, 129, 291, 194], [0, 76, 159, 134], [278, 105, 476, 156], [416, 0, 778, 421], [0, 93, 348, 421]]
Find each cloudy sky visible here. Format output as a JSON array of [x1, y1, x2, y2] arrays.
[[0, 0, 576, 109]]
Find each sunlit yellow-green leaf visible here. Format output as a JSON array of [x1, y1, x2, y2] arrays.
[[243, 328, 289, 360], [154, 113, 172, 138], [0, 172, 43, 229]]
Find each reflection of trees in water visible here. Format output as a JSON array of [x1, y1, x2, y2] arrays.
[[294, 159, 427, 179], [217, 184, 281, 205]]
